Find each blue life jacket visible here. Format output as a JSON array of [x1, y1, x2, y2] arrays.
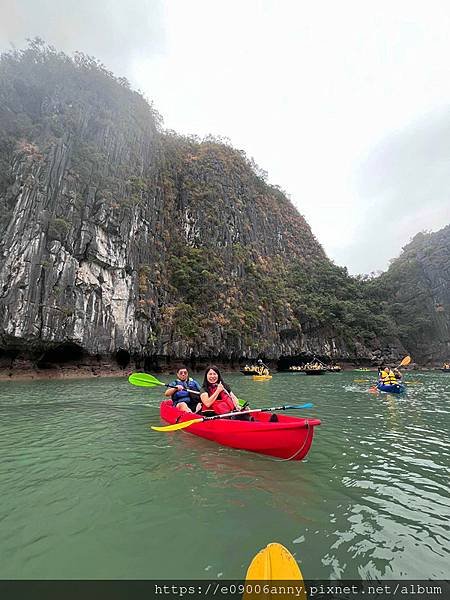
[[169, 377, 201, 402]]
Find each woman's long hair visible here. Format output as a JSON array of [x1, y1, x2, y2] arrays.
[[203, 365, 225, 390]]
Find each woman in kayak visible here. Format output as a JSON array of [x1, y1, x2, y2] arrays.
[[200, 366, 252, 419]]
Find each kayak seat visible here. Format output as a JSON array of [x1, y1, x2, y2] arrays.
[[200, 410, 216, 417], [230, 412, 254, 421], [269, 414, 279, 422]]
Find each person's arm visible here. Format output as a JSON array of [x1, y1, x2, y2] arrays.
[[165, 382, 183, 397], [200, 383, 224, 408]]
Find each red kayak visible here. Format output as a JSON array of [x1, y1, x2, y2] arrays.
[[159, 400, 321, 461]]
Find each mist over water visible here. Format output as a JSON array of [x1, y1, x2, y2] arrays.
[[0, 371, 448, 579]]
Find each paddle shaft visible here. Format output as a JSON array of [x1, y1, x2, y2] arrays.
[[166, 384, 200, 395], [151, 402, 314, 431], [198, 403, 313, 422]]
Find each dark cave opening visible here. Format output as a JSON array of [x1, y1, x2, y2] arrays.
[[37, 343, 84, 368], [116, 349, 130, 368]]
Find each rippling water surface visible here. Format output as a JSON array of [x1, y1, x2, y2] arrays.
[[0, 371, 449, 579]]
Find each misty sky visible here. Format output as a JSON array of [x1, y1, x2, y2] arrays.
[[2, 0, 450, 275]]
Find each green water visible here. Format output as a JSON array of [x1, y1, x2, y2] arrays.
[[0, 371, 449, 579]]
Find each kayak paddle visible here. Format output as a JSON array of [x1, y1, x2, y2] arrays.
[[128, 372, 200, 395], [398, 355, 411, 368], [151, 402, 314, 432], [129, 372, 248, 405], [245, 543, 304, 585]]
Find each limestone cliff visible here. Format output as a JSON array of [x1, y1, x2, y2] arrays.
[[0, 42, 406, 370], [378, 227, 450, 364]]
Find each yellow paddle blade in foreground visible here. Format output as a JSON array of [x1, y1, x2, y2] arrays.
[[245, 542, 303, 580], [244, 543, 305, 600], [151, 418, 202, 432]]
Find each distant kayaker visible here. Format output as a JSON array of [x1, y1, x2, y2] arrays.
[[165, 366, 201, 413], [200, 366, 245, 416], [256, 359, 270, 376], [379, 365, 397, 384]]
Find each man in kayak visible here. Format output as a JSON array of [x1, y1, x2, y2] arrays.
[[200, 366, 254, 420], [165, 366, 201, 413]]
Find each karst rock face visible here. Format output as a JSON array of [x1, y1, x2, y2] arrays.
[[379, 227, 450, 364], [0, 44, 411, 368]]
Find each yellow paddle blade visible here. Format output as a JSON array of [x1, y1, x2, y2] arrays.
[[151, 418, 202, 432], [400, 355, 411, 367], [245, 543, 303, 580]]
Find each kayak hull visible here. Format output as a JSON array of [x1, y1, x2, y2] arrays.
[[252, 375, 272, 380], [377, 382, 405, 394], [159, 400, 320, 461]]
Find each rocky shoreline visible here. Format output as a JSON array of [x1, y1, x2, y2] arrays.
[[0, 361, 437, 382], [0, 365, 128, 382]]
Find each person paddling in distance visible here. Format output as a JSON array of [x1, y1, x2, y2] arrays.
[[378, 365, 397, 384], [255, 358, 270, 376], [165, 366, 201, 413], [200, 365, 254, 420]]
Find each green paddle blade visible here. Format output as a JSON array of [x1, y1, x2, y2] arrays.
[[128, 373, 165, 387]]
